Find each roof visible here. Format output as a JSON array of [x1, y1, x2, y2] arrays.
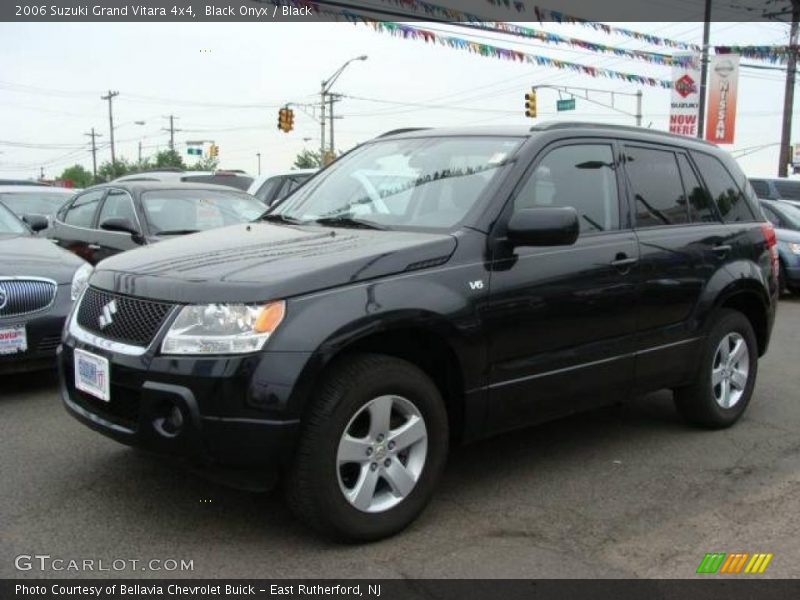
[[377, 121, 720, 150], [82, 181, 248, 194], [0, 185, 76, 194]]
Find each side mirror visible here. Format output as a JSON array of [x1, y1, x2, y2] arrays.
[[100, 217, 140, 237], [23, 214, 49, 232], [507, 207, 580, 247]]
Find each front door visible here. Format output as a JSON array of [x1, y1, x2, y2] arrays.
[[484, 140, 639, 434]]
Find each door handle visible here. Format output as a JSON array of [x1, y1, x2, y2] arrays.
[[88, 243, 101, 250], [610, 256, 638, 269], [713, 244, 732, 256]]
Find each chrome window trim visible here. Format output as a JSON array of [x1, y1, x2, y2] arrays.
[[0, 276, 58, 319]]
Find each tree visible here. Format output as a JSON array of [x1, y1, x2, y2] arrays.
[[58, 164, 93, 188], [187, 156, 219, 171], [97, 159, 133, 181], [293, 149, 323, 169], [153, 149, 186, 170]]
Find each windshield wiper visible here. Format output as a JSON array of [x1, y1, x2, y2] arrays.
[[313, 216, 386, 230], [259, 213, 306, 225], [154, 229, 201, 236]]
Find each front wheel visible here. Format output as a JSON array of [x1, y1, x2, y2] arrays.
[[286, 354, 449, 542], [674, 309, 758, 429]]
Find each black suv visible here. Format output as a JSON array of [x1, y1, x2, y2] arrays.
[[60, 123, 778, 541]]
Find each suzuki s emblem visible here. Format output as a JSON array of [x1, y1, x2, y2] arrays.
[[0, 287, 7, 311], [98, 299, 118, 329]]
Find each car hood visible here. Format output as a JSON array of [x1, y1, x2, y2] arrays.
[[90, 223, 458, 303], [0, 233, 86, 284], [775, 226, 800, 243]]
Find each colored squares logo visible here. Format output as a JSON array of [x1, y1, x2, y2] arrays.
[[697, 553, 773, 574]]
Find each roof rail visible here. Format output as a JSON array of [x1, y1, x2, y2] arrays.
[[132, 167, 185, 174], [530, 121, 718, 147], [377, 128, 431, 138]]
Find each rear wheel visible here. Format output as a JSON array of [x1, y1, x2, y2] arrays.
[[286, 353, 449, 542], [675, 309, 758, 429]]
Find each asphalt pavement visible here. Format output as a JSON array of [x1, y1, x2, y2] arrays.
[[2, 298, 800, 579]]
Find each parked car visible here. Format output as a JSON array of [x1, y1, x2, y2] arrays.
[[49, 182, 266, 264], [759, 199, 800, 293], [0, 201, 87, 373], [0, 185, 76, 230], [248, 169, 317, 206], [113, 169, 254, 191], [61, 123, 777, 541], [0, 179, 52, 187], [749, 177, 800, 209]]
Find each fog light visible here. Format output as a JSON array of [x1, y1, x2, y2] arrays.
[[154, 404, 184, 438]]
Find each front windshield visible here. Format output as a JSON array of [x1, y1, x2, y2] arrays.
[[0, 202, 27, 234], [0, 191, 73, 217], [141, 189, 265, 234], [273, 136, 524, 229]]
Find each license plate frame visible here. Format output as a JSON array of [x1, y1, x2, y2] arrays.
[[74, 348, 110, 402], [0, 325, 27, 355]]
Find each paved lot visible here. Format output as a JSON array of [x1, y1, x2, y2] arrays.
[[3, 298, 800, 579]]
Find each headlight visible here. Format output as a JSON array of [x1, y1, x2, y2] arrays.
[[161, 300, 285, 355], [789, 242, 800, 255], [71, 263, 93, 301]]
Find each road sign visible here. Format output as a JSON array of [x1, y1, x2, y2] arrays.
[[556, 98, 576, 112]]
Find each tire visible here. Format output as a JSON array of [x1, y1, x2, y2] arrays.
[[674, 309, 758, 429], [285, 353, 449, 542]]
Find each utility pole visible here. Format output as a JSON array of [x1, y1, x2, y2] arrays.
[[697, 0, 712, 139], [100, 90, 119, 163], [138, 140, 143, 164], [636, 90, 642, 127], [84, 127, 102, 181], [329, 94, 335, 153], [39, 167, 44, 180], [779, 1, 800, 177], [320, 86, 326, 160], [162, 115, 180, 151], [256, 152, 261, 175]]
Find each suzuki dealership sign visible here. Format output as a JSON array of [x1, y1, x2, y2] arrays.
[[669, 52, 701, 137], [705, 54, 740, 145]]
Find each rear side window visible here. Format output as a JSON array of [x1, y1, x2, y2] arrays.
[[693, 153, 755, 223], [774, 180, 800, 200], [624, 146, 688, 228], [749, 179, 772, 199], [63, 190, 104, 228], [514, 144, 619, 234], [677, 154, 716, 223]]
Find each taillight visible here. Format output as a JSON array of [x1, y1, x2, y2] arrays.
[[760, 221, 779, 279]]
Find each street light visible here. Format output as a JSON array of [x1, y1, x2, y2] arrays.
[[320, 55, 368, 158]]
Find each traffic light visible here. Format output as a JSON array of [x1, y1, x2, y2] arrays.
[[209, 144, 219, 158], [525, 88, 537, 118], [277, 107, 294, 133]]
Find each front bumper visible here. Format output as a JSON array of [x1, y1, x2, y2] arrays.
[[59, 318, 310, 473], [0, 284, 71, 375]]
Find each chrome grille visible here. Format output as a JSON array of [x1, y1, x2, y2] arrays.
[[76, 287, 174, 347], [0, 278, 57, 318]]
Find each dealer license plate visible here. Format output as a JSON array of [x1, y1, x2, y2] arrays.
[[74, 348, 110, 402], [0, 326, 27, 355]]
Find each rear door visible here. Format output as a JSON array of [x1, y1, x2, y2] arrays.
[[485, 140, 639, 432], [50, 189, 106, 263], [92, 188, 146, 263], [623, 143, 729, 392]]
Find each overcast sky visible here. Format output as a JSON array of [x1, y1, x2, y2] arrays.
[[0, 17, 791, 180]]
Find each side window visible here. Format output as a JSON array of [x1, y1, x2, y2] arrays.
[[677, 154, 716, 223], [97, 190, 138, 229], [774, 180, 800, 201], [624, 146, 688, 228], [749, 179, 771, 199], [514, 144, 620, 234], [254, 177, 282, 203], [62, 190, 104, 228], [277, 175, 309, 200], [693, 152, 755, 223]]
